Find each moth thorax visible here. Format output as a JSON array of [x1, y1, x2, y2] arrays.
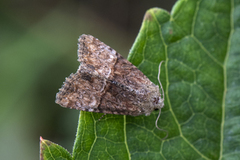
[[152, 96, 164, 110]]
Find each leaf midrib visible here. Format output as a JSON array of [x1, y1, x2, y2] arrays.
[[88, 113, 97, 160], [124, 115, 131, 160], [219, 0, 234, 159]]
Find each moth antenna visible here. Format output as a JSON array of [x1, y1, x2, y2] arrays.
[[155, 108, 168, 140], [156, 61, 168, 140], [158, 61, 165, 101]]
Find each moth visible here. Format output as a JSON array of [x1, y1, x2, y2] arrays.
[[56, 34, 167, 138]]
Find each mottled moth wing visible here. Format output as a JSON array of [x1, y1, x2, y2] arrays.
[[56, 34, 163, 116]]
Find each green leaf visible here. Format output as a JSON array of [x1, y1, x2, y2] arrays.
[[72, 112, 130, 160], [71, 0, 240, 159], [40, 137, 72, 160], [40, 0, 239, 159]]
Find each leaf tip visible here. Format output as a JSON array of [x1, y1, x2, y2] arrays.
[[144, 11, 153, 21], [39, 136, 44, 160]]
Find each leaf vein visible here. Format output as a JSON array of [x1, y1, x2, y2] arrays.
[[219, 0, 234, 159], [124, 115, 131, 160], [87, 113, 97, 160]]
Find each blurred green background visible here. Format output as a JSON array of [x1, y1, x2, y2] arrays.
[[0, 0, 176, 159]]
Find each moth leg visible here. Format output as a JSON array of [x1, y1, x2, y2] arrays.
[[98, 113, 106, 121]]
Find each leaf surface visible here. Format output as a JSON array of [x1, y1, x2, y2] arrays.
[[40, 137, 72, 160], [43, 0, 240, 159], [127, 1, 240, 159], [73, 0, 240, 159]]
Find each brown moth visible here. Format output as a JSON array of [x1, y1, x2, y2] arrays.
[[56, 34, 167, 138]]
